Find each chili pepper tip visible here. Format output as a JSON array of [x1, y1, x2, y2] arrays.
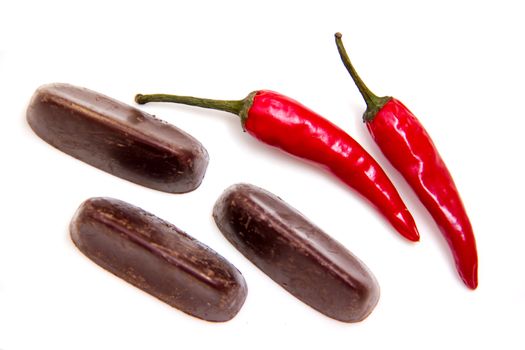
[[460, 261, 478, 289], [395, 217, 420, 242], [466, 276, 478, 290]]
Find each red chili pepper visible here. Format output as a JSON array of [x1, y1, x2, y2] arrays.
[[135, 90, 419, 242], [334, 33, 478, 289]]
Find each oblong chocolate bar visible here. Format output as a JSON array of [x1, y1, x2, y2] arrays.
[[70, 197, 247, 322], [213, 184, 380, 322], [27, 83, 208, 193]]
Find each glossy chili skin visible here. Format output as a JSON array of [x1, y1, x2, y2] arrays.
[[135, 90, 418, 241], [245, 91, 419, 242], [367, 98, 477, 288], [335, 32, 478, 289]]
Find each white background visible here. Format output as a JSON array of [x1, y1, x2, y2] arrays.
[[1, 1, 524, 349]]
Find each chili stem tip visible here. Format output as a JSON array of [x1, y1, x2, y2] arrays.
[[335, 32, 342, 39], [135, 94, 146, 104]]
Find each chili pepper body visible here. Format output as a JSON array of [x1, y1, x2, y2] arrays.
[[335, 33, 478, 289], [246, 90, 419, 241], [368, 98, 477, 288], [135, 90, 419, 242]]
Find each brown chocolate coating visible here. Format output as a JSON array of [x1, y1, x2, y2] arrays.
[[213, 183, 380, 322], [70, 197, 247, 322], [27, 83, 208, 193]]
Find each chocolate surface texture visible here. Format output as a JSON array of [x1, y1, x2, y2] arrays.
[[213, 183, 380, 322], [27, 83, 208, 193], [70, 197, 247, 322]]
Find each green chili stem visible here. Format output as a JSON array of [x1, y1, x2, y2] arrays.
[[134, 91, 258, 127], [135, 93, 244, 116], [334, 33, 391, 122]]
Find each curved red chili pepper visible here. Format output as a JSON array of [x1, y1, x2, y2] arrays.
[[135, 90, 419, 242], [335, 32, 478, 289]]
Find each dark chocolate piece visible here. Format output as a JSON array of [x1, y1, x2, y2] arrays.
[[27, 83, 208, 193], [70, 197, 247, 322], [213, 183, 380, 322]]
